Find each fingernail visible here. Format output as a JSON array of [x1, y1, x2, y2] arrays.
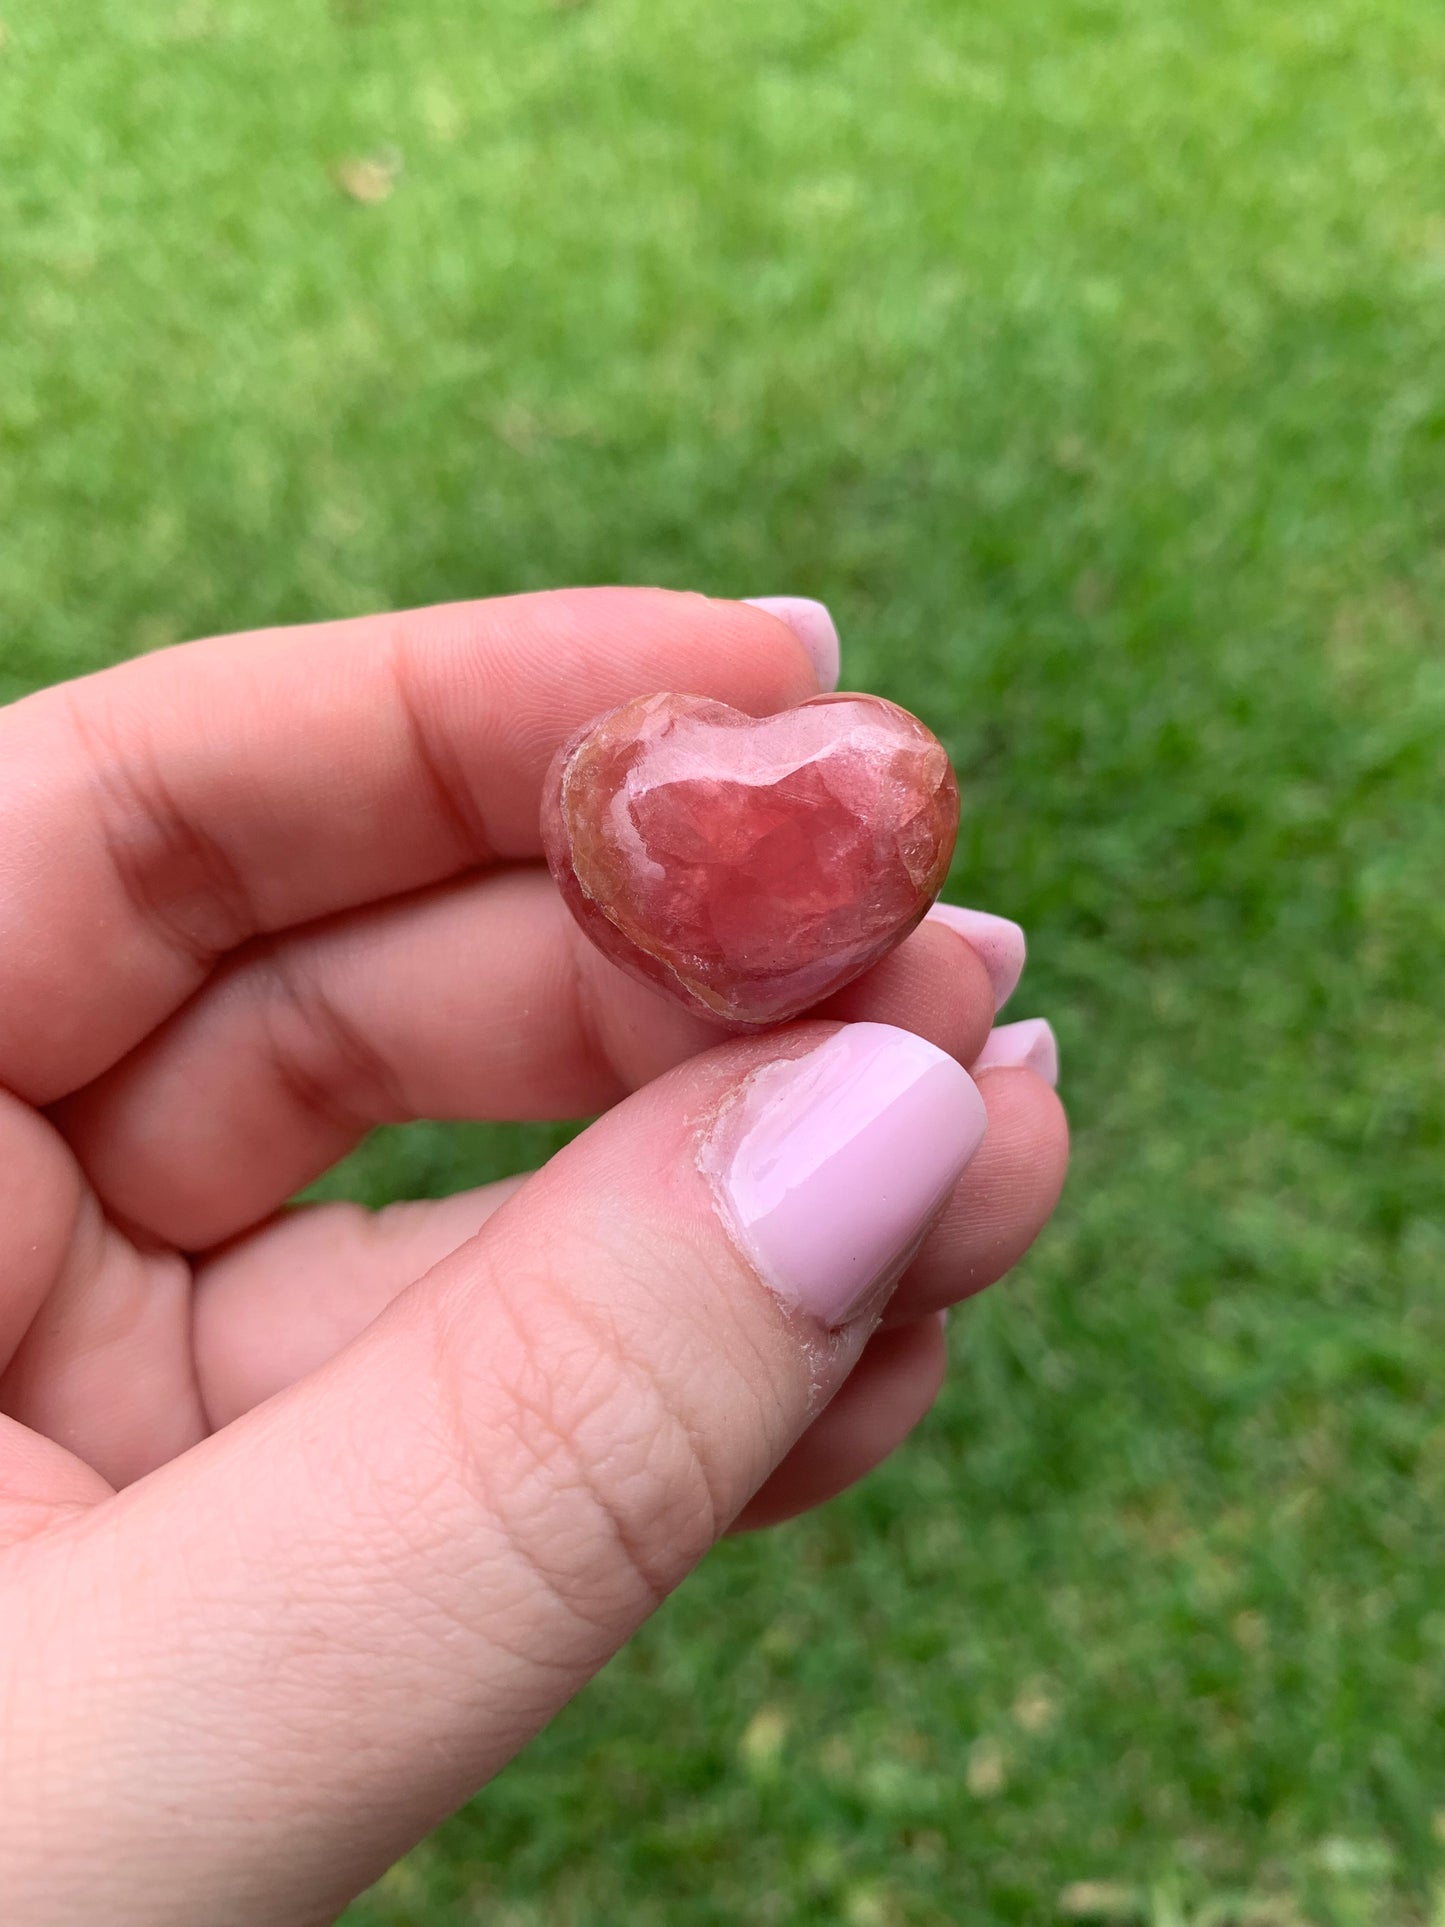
[[743, 596, 841, 692], [972, 1018, 1059, 1088], [926, 903, 1027, 1013], [705, 1023, 987, 1327]]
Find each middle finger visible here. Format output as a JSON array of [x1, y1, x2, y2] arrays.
[[56, 868, 999, 1250]]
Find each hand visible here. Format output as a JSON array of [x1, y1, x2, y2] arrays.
[[0, 589, 1067, 1925]]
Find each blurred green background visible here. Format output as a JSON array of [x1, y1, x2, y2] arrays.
[[4, 1, 1445, 1921]]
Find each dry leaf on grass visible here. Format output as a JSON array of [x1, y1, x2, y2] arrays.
[[1057, 1880, 1145, 1921], [965, 1735, 1008, 1798], [738, 1705, 789, 1772], [334, 150, 402, 203]]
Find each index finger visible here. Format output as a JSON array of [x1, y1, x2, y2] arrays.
[[0, 590, 823, 1102]]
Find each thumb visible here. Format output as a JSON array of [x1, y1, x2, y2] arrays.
[[5, 1022, 986, 1927]]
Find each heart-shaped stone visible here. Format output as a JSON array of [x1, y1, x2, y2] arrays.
[[541, 692, 959, 1025]]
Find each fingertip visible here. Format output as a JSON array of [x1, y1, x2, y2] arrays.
[[973, 1017, 1059, 1088], [701, 1023, 987, 1330], [925, 902, 1027, 1014], [816, 916, 997, 1068], [883, 1061, 1069, 1323], [741, 597, 841, 692], [972, 1056, 1070, 1198], [727, 1310, 949, 1533]]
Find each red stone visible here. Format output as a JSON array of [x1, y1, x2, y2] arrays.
[[541, 692, 960, 1025]]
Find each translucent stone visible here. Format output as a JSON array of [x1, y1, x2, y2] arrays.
[[541, 692, 959, 1025]]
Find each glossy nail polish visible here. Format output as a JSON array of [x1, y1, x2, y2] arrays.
[[705, 1024, 987, 1326], [972, 1017, 1059, 1087]]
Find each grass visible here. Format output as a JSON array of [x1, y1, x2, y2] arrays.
[[4, 0, 1445, 1919]]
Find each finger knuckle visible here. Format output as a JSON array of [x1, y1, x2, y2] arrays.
[[63, 687, 255, 966], [251, 939, 413, 1134], [425, 1257, 726, 1635]]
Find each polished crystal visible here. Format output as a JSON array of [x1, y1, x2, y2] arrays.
[[542, 692, 959, 1025]]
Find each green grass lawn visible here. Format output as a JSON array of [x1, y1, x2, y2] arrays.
[[5, 0, 1445, 1920]]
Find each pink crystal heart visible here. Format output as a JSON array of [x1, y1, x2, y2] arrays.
[[541, 691, 960, 1025]]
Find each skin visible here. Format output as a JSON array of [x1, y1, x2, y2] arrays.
[[0, 589, 1068, 1926]]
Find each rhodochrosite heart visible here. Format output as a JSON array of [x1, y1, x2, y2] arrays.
[[541, 692, 960, 1025]]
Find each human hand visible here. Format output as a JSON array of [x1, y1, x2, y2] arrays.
[[0, 589, 1067, 1924]]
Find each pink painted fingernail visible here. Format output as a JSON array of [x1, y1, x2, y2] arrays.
[[926, 902, 1027, 1013], [743, 596, 841, 692], [705, 1023, 987, 1327], [973, 1017, 1059, 1087]]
